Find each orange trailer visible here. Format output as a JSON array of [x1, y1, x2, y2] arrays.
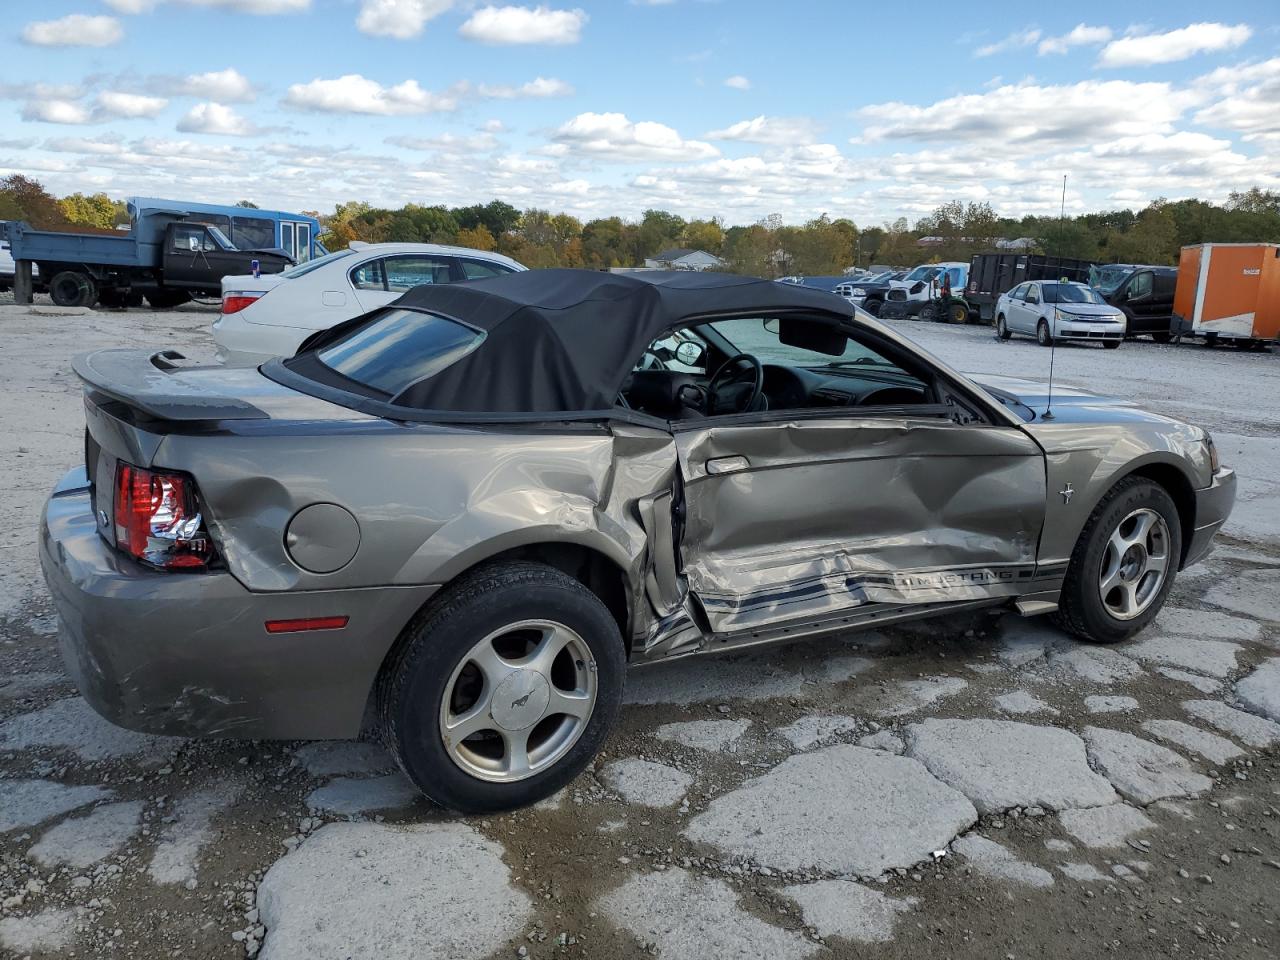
[[1172, 242, 1280, 344]]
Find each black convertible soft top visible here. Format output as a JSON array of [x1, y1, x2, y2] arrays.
[[298, 268, 855, 413]]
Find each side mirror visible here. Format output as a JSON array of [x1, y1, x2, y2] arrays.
[[762, 318, 780, 334], [675, 341, 705, 367]]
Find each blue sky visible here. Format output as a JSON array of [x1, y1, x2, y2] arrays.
[[2, 1, 1278, 225]]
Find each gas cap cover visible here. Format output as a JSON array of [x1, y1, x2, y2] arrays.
[[284, 503, 360, 574]]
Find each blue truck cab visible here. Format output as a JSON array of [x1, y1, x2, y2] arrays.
[[3, 198, 324, 309]]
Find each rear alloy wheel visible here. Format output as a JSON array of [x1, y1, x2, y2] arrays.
[[1036, 320, 1053, 347], [995, 315, 1012, 340], [1056, 477, 1181, 644], [49, 270, 98, 308], [379, 561, 625, 813]]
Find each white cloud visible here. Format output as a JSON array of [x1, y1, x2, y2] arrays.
[[1038, 24, 1112, 55], [45, 136, 127, 155], [105, 0, 158, 11], [553, 112, 718, 161], [356, 0, 454, 39], [860, 79, 1201, 146], [22, 15, 123, 47], [22, 101, 93, 125], [179, 0, 310, 11], [706, 116, 819, 145], [284, 75, 458, 115], [176, 102, 261, 136], [1194, 57, 1280, 143], [475, 77, 574, 98], [459, 5, 586, 45], [95, 92, 168, 118], [975, 28, 1040, 58], [1099, 22, 1252, 67], [724, 75, 751, 91], [178, 69, 256, 103], [387, 132, 500, 152]]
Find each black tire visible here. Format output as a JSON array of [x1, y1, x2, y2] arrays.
[[1103, 339, 1121, 350], [49, 270, 97, 308], [1055, 477, 1182, 644], [863, 298, 882, 317], [1036, 320, 1053, 347], [1151, 332, 1171, 344], [995, 315, 1011, 340], [948, 302, 969, 324], [378, 561, 626, 814]]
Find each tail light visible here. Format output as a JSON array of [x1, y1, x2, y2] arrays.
[[222, 293, 261, 314], [114, 464, 214, 569]]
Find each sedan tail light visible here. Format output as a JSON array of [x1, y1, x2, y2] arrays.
[[221, 293, 261, 314], [114, 464, 214, 569]]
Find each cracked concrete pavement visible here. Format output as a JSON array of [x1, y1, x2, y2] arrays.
[[1, 303, 1279, 959]]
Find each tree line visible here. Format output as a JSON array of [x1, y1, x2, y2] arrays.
[[4, 174, 1279, 276]]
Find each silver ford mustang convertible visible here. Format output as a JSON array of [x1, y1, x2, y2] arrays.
[[41, 269, 1236, 812]]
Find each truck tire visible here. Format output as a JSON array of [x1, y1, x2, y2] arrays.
[[49, 271, 98, 308], [1151, 332, 1171, 344], [1055, 477, 1181, 644], [378, 561, 626, 814], [863, 298, 883, 317]]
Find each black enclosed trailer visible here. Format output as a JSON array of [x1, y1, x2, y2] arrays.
[[966, 253, 1098, 322]]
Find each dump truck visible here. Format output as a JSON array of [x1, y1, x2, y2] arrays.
[[1172, 243, 1280, 348], [3, 198, 322, 309]]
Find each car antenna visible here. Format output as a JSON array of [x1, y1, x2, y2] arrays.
[[1042, 174, 1067, 421]]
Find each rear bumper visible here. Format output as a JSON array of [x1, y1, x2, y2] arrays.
[[40, 470, 437, 739], [1184, 467, 1237, 568]]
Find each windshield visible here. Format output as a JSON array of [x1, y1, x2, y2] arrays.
[[280, 248, 358, 279], [316, 308, 483, 397], [1042, 283, 1105, 304], [1088, 265, 1130, 296], [903, 266, 941, 282], [707, 317, 896, 367], [206, 225, 235, 250]]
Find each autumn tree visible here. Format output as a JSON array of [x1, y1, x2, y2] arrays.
[[0, 174, 68, 228], [456, 224, 496, 251], [681, 217, 725, 256], [59, 192, 126, 230]]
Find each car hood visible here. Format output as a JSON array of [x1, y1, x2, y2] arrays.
[[968, 372, 1197, 429]]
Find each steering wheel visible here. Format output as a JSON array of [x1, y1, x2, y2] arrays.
[[707, 353, 765, 415]]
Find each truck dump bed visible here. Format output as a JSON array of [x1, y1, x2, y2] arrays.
[[5, 222, 152, 269]]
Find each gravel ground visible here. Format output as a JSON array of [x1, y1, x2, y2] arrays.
[[1, 300, 1278, 960]]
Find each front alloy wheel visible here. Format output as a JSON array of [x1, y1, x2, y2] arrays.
[[1037, 320, 1053, 346], [1056, 477, 1181, 644], [1098, 508, 1170, 621], [440, 619, 597, 782]]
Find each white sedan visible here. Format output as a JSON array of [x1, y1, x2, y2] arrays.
[[214, 242, 526, 365], [994, 280, 1127, 349]]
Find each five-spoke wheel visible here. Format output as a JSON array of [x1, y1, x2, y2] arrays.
[[1097, 508, 1170, 621], [440, 619, 597, 782], [379, 561, 625, 813]]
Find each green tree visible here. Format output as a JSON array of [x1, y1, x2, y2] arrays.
[[1102, 202, 1179, 265], [59, 192, 126, 230], [636, 209, 686, 257], [235, 199, 259, 209], [681, 217, 725, 255]]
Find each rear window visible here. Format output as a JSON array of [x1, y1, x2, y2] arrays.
[[280, 248, 357, 279], [316, 308, 483, 397]]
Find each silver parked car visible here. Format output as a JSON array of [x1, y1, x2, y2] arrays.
[[41, 270, 1235, 812], [995, 280, 1127, 347]]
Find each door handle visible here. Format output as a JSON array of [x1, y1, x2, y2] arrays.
[[706, 456, 749, 475]]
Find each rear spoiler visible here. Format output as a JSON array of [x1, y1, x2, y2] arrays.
[[72, 349, 268, 421]]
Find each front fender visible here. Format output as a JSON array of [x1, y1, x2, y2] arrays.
[[1026, 419, 1209, 569]]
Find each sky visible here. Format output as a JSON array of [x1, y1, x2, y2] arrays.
[[1, 1, 1278, 226]]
